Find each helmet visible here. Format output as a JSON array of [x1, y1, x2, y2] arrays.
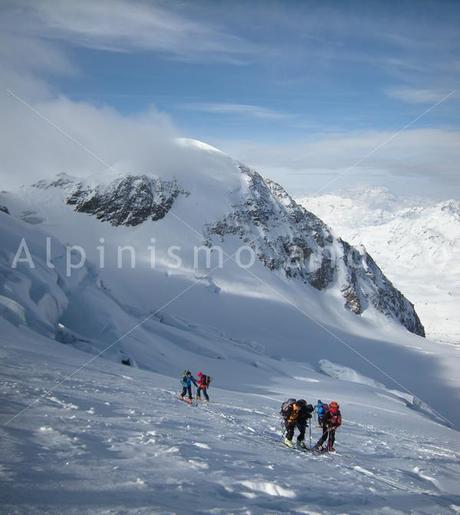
[[197, 371, 203, 377], [186, 370, 191, 376], [317, 399, 322, 404], [296, 399, 306, 406], [329, 401, 339, 409]]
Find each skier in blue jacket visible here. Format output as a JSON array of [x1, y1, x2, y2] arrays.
[[180, 370, 197, 401], [315, 399, 327, 425]]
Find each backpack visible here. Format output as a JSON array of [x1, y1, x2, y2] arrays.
[[280, 398, 296, 417], [203, 375, 211, 387], [329, 408, 342, 427], [317, 403, 329, 417], [295, 400, 314, 421]]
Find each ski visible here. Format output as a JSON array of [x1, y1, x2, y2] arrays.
[[310, 447, 330, 455], [177, 396, 194, 405], [310, 447, 344, 457], [280, 441, 338, 456], [281, 440, 310, 453]]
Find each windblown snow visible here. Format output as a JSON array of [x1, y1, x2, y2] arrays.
[[1, 140, 459, 513]]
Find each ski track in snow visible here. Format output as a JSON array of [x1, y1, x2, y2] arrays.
[[1, 333, 459, 514]]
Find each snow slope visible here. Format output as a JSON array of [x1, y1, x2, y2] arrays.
[[0, 141, 459, 429], [297, 188, 460, 345], [1, 318, 460, 514], [1, 141, 460, 512]]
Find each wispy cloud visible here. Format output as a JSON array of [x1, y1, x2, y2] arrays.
[[2, 0, 459, 201], [0, 92, 181, 190], [179, 102, 294, 120], [8, 0, 258, 64], [218, 128, 460, 195], [386, 88, 459, 104]]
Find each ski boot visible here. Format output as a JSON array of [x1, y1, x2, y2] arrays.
[[297, 440, 308, 451], [283, 437, 294, 448]]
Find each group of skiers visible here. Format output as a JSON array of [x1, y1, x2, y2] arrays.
[[280, 398, 342, 452], [179, 371, 342, 452], [180, 370, 212, 402]]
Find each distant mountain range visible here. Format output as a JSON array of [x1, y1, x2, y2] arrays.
[[298, 188, 460, 345]]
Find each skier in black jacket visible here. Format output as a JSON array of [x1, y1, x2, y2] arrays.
[[281, 399, 314, 449]]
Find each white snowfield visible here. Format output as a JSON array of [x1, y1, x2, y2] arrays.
[[1, 320, 460, 514], [297, 188, 460, 345], [0, 140, 459, 512]]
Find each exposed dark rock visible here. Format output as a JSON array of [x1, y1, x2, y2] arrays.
[[34, 173, 188, 227], [205, 165, 425, 337], [33, 172, 76, 190], [32, 167, 425, 336], [206, 165, 337, 290]]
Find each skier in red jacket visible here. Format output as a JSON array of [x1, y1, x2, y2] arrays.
[[196, 372, 211, 402], [314, 401, 342, 452]]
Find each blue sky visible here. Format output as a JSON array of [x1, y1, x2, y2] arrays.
[[56, 1, 459, 137], [1, 0, 460, 197]]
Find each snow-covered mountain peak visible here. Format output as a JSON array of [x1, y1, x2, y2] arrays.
[[3, 141, 460, 453], [176, 137, 226, 155], [340, 186, 399, 209], [1, 150, 426, 338]]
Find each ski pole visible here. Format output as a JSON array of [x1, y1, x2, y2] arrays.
[[280, 419, 286, 437], [309, 422, 312, 449]]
